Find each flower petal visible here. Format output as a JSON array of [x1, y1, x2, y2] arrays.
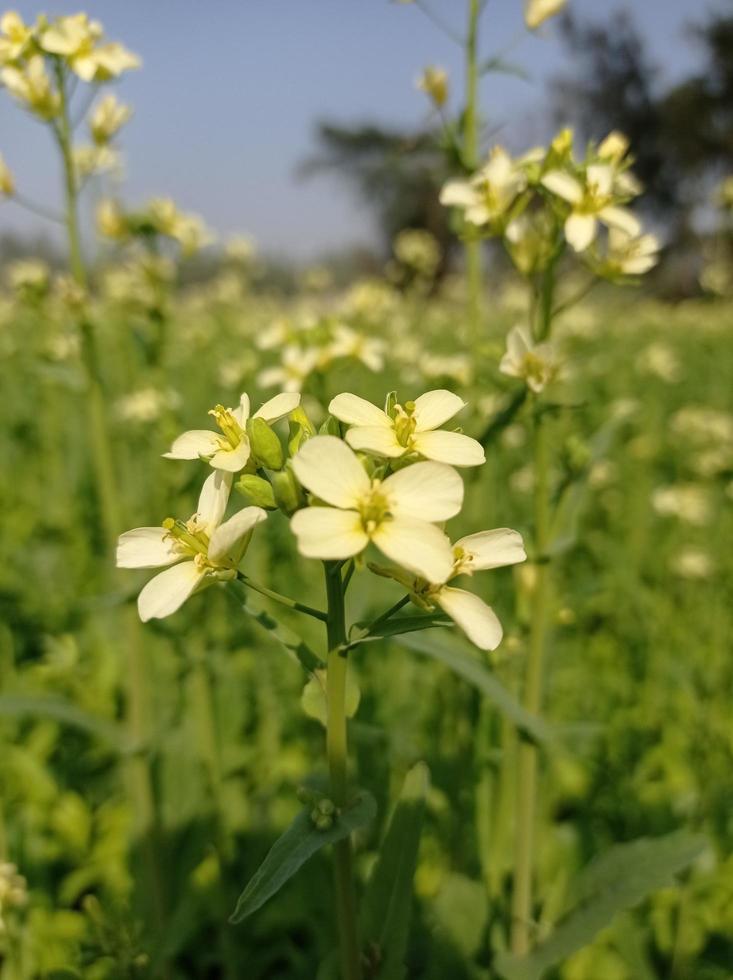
[[541, 170, 583, 204], [383, 461, 463, 522], [208, 507, 267, 562], [137, 561, 206, 622], [345, 425, 404, 458], [454, 528, 526, 570], [439, 179, 477, 208], [210, 439, 251, 473], [292, 435, 369, 508], [164, 429, 220, 460], [116, 527, 182, 569], [254, 391, 301, 422], [329, 393, 391, 427], [290, 506, 368, 560], [565, 212, 597, 252], [196, 469, 232, 534], [372, 517, 454, 583], [412, 430, 485, 467], [599, 205, 641, 237], [232, 392, 250, 425], [436, 587, 503, 650], [412, 390, 466, 431]]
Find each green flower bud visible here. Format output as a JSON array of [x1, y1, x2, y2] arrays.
[[247, 417, 284, 470], [288, 405, 316, 459], [235, 474, 277, 509], [319, 415, 341, 437], [270, 466, 305, 515]]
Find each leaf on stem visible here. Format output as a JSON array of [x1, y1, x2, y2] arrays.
[[360, 762, 430, 979], [494, 831, 707, 980], [230, 790, 377, 923], [239, 593, 324, 673], [395, 633, 551, 744]]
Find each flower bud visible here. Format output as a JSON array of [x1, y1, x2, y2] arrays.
[[0, 155, 14, 197], [247, 417, 284, 470], [319, 415, 341, 437], [288, 405, 316, 456], [270, 466, 304, 515], [235, 474, 277, 510], [416, 66, 448, 108]]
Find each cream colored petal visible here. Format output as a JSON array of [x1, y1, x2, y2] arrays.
[[164, 429, 220, 460], [439, 180, 477, 208], [383, 461, 463, 521], [208, 506, 267, 561], [541, 170, 583, 204], [290, 506, 368, 560], [254, 391, 301, 422], [329, 393, 391, 427], [116, 527, 182, 569], [565, 213, 597, 252], [454, 528, 526, 570], [137, 561, 206, 622], [412, 430, 485, 467], [599, 205, 641, 237], [372, 517, 454, 583], [292, 435, 369, 508], [506, 325, 531, 361], [210, 439, 251, 473], [413, 389, 466, 431], [232, 392, 250, 425], [436, 587, 503, 650], [196, 469, 232, 534], [345, 426, 404, 458]]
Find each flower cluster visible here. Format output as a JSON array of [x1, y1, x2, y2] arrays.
[[0, 11, 138, 117], [0, 861, 27, 933], [118, 388, 525, 650], [97, 197, 213, 257], [440, 129, 659, 280]]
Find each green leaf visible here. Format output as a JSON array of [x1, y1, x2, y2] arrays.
[[0, 695, 128, 751], [360, 762, 429, 980], [238, 591, 324, 674], [432, 873, 489, 959], [230, 790, 376, 923], [302, 668, 361, 726], [479, 56, 531, 81], [396, 633, 550, 745], [494, 831, 707, 980]]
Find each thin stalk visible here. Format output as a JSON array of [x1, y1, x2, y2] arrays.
[[510, 398, 551, 955], [464, 0, 483, 343], [323, 562, 362, 980], [365, 594, 411, 635], [52, 59, 122, 549], [237, 571, 327, 622]]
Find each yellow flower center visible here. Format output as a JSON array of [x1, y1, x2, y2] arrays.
[[208, 404, 244, 450], [393, 401, 417, 448], [357, 483, 391, 536]]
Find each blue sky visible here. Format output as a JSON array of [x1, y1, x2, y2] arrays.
[[0, 0, 718, 258]]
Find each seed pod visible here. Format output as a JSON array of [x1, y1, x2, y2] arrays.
[[235, 474, 277, 510], [247, 417, 284, 470]]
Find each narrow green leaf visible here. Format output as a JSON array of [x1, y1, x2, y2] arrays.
[[230, 790, 376, 923], [396, 633, 550, 745], [479, 56, 531, 81], [360, 762, 429, 980], [494, 831, 707, 980], [239, 592, 324, 673], [0, 695, 128, 751]]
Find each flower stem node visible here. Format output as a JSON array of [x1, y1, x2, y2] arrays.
[[311, 797, 338, 831]]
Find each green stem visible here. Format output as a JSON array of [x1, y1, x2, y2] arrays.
[[237, 572, 327, 621], [511, 398, 551, 955], [365, 594, 411, 634], [323, 562, 362, 980], [464, 0, 483, 343]]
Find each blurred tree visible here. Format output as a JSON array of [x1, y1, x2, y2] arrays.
[[299, 122, 454, 268]]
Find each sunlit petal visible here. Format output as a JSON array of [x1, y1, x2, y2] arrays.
[[412, 389, 466, 431], [116, 527, 182, 569], [290, 506, 368, 560], [329, 393, 392, 427], [372, 517, 454, 583], [208, 507, 267, 562], [412, 430, 485, 467], [436, 587, 503, 650], [383, 461, 463, 521], [164, 429, 220, 460], [292, 435, 369, 508], [454, 528, 526, 570], [137, 561, 206, 622]]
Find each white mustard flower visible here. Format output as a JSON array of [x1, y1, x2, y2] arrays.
[[327, 325, 384, 372], [117, 471, 266, 621], [604, 226, 660, 276], [165, 391, 300, 473], [440, 146, 526, 229], [329, 390, 485, 467], [541, 165, 640, 252], [290, 435, 462, 582], [499, 326, 556, 393], [258, 346, 320, 392]]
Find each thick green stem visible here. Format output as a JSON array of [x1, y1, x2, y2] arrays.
[[324, 563, 362, 980], [511, 401, 551, 955], [464, 0, 483, 342]]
